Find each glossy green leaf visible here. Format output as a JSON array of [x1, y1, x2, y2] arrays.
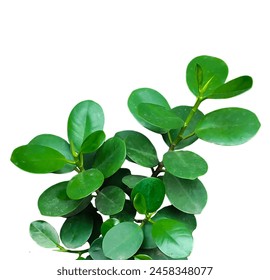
[[80, 130, 106, 153], [195, 107, 260, 145], [164, 173, 207, 214], [103, 222, 144, 260], [11, 144, 67, 174], [60, 211, 93, 249], [141, 221, 157, 249], [137, 103, 184, 133], [88, 211, 103, 244], [89, 237, 110, 260], [101, 218, 120, 237], [208, 76, 253, 99], [128, 88, 171, 133], [29, 134, 75, 173], [133, 193, 147, 214], [122, 175, 146, 189], [134, 254, 152, 260], [29, 220, 60, 248], [68, 100, 104, 152], [139, 247, 187, 260], [162, 106, 204, 149], [152, 219, 193, 259], [38, 181, 91, 217], [131, 177, 165, 213], [163, 151, 208, 180], [186, 55, 228, 98], [110, 200, 136, 222], [66, 169, 104, 200], [93, 137, 126, 178], [95, 186, 125, 215]]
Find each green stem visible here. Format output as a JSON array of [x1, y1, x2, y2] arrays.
[[57, 245, 89, 256]]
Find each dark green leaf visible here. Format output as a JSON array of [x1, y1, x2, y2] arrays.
[[131, 177, 165, 213], [95, 186, 125, 215], [141, 221, 157, 249], [93, 137, 126, 178], [134, 254, 152, 260], [152, 219, 193, 259], [11, 144, 67, 174], [164, 173, 207, 214], [139, 247, 187, 260], [186, 55, 228, 98], [29, 134, 75, 173], [101, 218, 120, 237], [110, 200, 136, 222], [133, 193, 147, 214], [137, 103, 184, 133], [29, 220, 59, 248], [128, 88, 171, 133], [163, 151, 208, 180], [102, 222, 144, 260], [68, 100, 104, 152], [38, 181, 91, 217], [208, 76, 253, 99], [66, 169, 104, 200], [88, 211, 103, 244], [89, 237, 110, 260], [195, 107, 261, 145], [162, 106, 204, 149], [80, 130, 106, 153], [60, 210, 93, 249], [122, 175, 146, 189]]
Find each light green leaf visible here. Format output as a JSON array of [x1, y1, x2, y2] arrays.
[[122, 175, 146, 189], [89, 237, 110, 260], [195, 107, 260, 145], [163, 151, 208, 180], [29, 220, 60, 248], [164, 173, 207, 214], [80, 130, 106, 153], [67, 100, 104, 152], [103, 222, 144, 260], [133, 193, 147, 214], [66, 169, 104, 200], [134, 254, 152, 260], [101, 218, 120, 237], [138, 247, 187, 260]]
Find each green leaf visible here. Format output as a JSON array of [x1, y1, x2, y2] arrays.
[[88, 210, 103, 244], [208, 76, 253, 99], [67, 100, 104, 152], [163, 151, 208, 180], [137, 103, 184, 133], [29, 220, 60, 248], [133, 193, 147, 214], [186, 55, 228, 98], [131, 177, 165, 213], [101, 218, 120, 237], [93, 137, 126, 178], [95, 186, 125, 215], [152, 219, 193, 259], [60, 210, 93, 249], [162, 106, 204, 149], [141, 221, 157, 249], [89, 237, 110, 260], [11, 144, 67, 174], [102, 222, 144, 260], [164, 173, 207, 214], [29, 134, 75, 173], [110, 200, 136, 222], [122, 175, 146, 189], [128, 88, 171, 133], [38, 181, 91, 217], [80, 130, 106, 153], [195, 107, 261, 145], [134, 254, 152, 260], [116, 130, 158, 167], [139, 247, 187, 260], [66, 169, 104, 200]]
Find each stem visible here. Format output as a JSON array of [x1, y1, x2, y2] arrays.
[[56, 245, 89, 256], [151, 162, 164, 177]]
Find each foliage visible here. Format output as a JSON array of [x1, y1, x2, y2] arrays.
[[10, 55, 260, 260]]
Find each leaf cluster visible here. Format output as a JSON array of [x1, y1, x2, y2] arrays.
[[11, 55, 260, 260]]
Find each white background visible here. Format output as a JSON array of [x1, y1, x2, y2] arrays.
[[1, 0, 269, 279]]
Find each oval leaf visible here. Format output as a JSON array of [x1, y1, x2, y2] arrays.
[[195, 107, 261, 145], [134, 254, 152, 260], [131, 177, 165, 213], [101, 218, 120, 237], [186, 55, 228, 98], [152, 219, 193, 259], [139, 247, 187, 260], [68, 100, 104, 152], [102, 222, 144, 260], [11, 144, 67, 174], [110, 200, 136, 222], [89, 237, 110, 260], [133, 193, 147, 214], [29, 220, 60, 248], [163, 151, 208, 180], [122, 175, 146, 189], [137, 103, 184, 133], [80, 130, 106, 154], [208, 76, 253, 99], [67, 168, 104, 200], [93, 137, 126, 178], [95, 186, 125, 215], [164, 173, 207, 214], [60, 211, 93, 249], [128, 88, 171, 133]]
